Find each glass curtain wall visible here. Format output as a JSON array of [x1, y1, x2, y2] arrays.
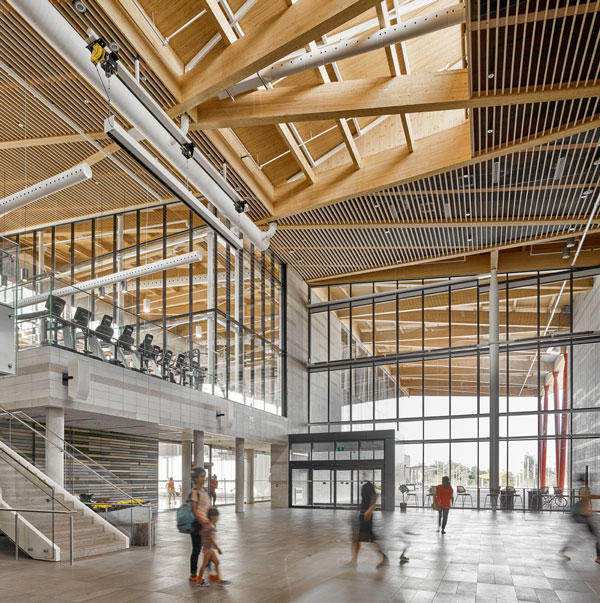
[[9, 201, 286, 415], [309, 267, 600, 508]]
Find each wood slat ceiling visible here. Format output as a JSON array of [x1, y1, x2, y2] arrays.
[[0, 0, 598, 284]]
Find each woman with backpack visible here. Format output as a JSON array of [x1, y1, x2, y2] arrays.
[[188, 467, 210, 583]]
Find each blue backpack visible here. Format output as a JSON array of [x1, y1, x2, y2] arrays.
[[176, 498, 196, 534]]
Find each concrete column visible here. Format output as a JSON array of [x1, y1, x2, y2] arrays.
[[235, 438, 245, 513], [246, 449, 255, 504], [489, 267, 500, 496], [45, 407, 64, 487], [193, 430, 204, 468], [182, 439, 193, 500]]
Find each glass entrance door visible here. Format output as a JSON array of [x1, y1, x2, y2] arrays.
[[312, 469, 334, 506]]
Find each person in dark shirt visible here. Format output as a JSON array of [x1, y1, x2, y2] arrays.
[[347, 481, 389, 568]]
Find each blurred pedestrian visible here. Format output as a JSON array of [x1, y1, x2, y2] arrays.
[[436, 476, 454, 535], [167, 477, 176, 505], [560, 486, 600, 564], [347, 481, 389, 568], [210, 474, 218, 506]]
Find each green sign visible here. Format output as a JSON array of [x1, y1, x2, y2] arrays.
[[336, 446, 344, 451]]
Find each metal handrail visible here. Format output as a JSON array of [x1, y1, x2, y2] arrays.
[[1, 407, 135, 495], [0, 507, 76, 565], [0, 405, 142, 506], [0, 443, 71, 512]]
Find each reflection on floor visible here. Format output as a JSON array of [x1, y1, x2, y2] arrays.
[[1, 506, 600, 602]]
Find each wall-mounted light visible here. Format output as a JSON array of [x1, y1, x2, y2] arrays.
[[143, 297, 151, 313], [195, 325, 203, 339], [98, 286, 105, 299], [562, 245, 571, 260]]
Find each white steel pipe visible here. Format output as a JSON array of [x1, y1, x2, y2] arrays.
[[0, 164, 92, 216], [8, 0, 275, 251], [18, 250, 202, 308], [220, 3, 465, 98]]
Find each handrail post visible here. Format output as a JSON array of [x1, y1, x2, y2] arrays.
[[69, 514, 74, 566], [148, 505, 152, 551], [14, 512, 18, 560]]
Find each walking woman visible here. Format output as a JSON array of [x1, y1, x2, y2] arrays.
[[188, 467, 210, 583], [436, 476, 454, 535], [348, 481, 389, 568]]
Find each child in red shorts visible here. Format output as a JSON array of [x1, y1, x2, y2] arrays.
[[197, 508, 230, 587]]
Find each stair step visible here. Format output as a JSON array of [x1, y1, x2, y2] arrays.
[[61, 540, 127, 561], [53, 525, 107, 539], [55, 532, 116, 548]]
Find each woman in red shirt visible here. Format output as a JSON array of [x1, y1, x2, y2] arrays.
[[435, 476, 454, 534]]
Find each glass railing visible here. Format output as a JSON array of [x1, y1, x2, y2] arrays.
[[7, 263, 282, 411], [12, 272, 214, 391], [0, 235, 18, 377]]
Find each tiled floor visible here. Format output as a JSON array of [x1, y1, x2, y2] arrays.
[[1, 505, 600, 602]]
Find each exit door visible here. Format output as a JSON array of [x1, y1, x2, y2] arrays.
[[291, 463, 383, 509]]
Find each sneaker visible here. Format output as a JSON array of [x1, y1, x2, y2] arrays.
[[209, 574, 219, 582], [197, 579, 209, 587], [399, 554, 410, 563], [441, 530, 446, 535], [188, 574, 199, 583], [218, 580, 231, 586]]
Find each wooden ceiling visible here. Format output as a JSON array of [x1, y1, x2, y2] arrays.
[[0, 0, 599, 283]]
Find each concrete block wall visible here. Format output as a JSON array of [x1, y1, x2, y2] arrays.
[[572, 276, 600, 485]]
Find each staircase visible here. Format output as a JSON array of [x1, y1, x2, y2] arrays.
[[0, 440, 128, 561]]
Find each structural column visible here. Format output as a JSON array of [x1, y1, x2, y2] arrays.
[[246, 449, 255, 504], [235, 438, 245, 513], [182, 438, 193, 499], [193, 430, 204, 468], [489, 264, 500, 497], [45, 407, 64, 487]]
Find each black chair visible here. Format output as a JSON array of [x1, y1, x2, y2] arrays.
[[455, 485, 473, 508]]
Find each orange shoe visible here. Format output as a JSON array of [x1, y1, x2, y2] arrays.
[[209, 574, 219, 582], [189, 574, 199, 583]]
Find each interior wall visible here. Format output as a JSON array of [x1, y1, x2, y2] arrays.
[[272, 266, 309, 507], [572, 276, 600, 486]]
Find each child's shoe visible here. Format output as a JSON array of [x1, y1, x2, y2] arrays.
[[209, 574, 219, 582], [188, 574, 199, 583], [218, 579, 231, 586], [197, 579, 209, 587]]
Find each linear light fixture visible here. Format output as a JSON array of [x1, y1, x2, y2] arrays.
[[104, 116, 242, 250], [0, 163, 92, 216], [17, 250, 202, 308]]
